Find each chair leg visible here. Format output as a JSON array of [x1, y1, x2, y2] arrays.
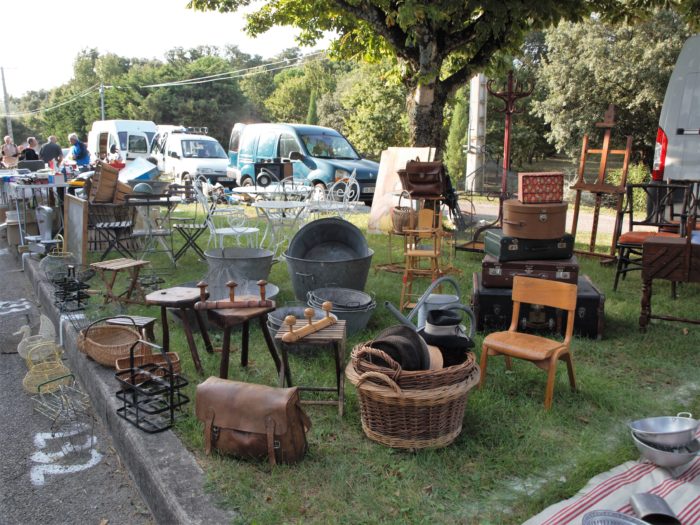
[[563, 353, 576, 391], [478, 345, 489, 388], [543, 358, 558, 410], [504, 355, 513, 370], [613, 247, 626, 291]]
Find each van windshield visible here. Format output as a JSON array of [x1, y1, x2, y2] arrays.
[[300, 134, 360, 160], [181, 140, 227, 159]]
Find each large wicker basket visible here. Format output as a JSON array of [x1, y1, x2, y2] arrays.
[[351, 344, 477, 390], [78, 317, 145, 368], [346, 364, 480, 449]]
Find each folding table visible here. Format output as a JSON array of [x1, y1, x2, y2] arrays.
[[91, 258, 150, 305]]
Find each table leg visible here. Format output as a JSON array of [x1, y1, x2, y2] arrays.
[[219, 326, 231, 379], [160, 306, 170, 351], [105, 270, 119, 305], [277, 345, 292, 388], [194, 309, 214, 353], [180, 307, 203, 374], [241, 320, 249, 367], [640, 278, 652, 331], [258, 315, 285, 383], [335, 341, 345, 417]]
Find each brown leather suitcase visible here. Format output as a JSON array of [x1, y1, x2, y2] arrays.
[[502, 199, 568, 239], [481, 254, 579, 288]]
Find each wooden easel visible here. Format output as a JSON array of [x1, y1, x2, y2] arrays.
[[570, 105, 632, 259]]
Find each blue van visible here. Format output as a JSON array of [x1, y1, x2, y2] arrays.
[[227, 123, 379, 202]]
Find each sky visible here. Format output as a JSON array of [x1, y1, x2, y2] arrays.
[[2, 0, 326, 97]]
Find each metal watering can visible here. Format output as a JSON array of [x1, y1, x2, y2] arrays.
[[384, 276, 476, 338]]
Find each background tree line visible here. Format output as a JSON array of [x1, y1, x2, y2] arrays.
[[1, 9, 691, 189]]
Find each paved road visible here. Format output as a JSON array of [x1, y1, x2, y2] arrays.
[[0, 242, 153, 525]]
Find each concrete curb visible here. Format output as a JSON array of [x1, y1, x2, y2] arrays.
[[24, 257, 236, 525]]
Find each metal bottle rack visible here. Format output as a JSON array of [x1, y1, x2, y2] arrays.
[[114, 340, 189, 433]]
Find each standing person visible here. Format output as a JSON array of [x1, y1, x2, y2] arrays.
[[1, 135, 19, 168], [68, 133, 90, 169], [19, 137, 39, 161], [39, 135, 64, 168]]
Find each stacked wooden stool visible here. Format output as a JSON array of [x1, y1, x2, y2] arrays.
[[471, 172, 605, 340]]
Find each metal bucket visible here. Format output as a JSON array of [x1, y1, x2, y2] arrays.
[[307, 287, 373, 310], [306, 296, 376, 336], [287, 218, 369, 260], [284, 249, 374, 301], [204, 247, 274, 295]]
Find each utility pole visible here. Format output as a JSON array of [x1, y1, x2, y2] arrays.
[[99, 83, 105, 120], [1, 67, 13, 141]]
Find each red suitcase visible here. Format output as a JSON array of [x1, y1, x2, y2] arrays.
[[481, 254, 579, 288], [502, 199, 568, 240]]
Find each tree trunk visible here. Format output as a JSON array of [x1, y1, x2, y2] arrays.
[[406, 82, 448, 157]]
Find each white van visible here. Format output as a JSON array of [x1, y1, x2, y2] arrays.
[[149, 128, 230, 186], [653, 34, 700, 181], [87, 120, 157, 163]]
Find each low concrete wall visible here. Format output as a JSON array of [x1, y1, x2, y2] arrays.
[[25, 257, 235, 525]]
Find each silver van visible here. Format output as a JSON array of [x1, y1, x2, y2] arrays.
[[653, 34, 700, 181]]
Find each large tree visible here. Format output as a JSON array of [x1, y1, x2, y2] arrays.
[[189, 0, 686, 153]]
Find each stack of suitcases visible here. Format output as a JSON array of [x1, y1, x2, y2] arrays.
[[471, 172, 605, 339]]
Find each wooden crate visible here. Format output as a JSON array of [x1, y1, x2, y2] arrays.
[[89, 163, 120, 203], [112, 181, 133, 204]]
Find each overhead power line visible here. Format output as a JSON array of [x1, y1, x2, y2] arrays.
[[0, 49, 326, 118]]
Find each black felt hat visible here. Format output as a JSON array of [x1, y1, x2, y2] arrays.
[[367, 325, 433, 371], [417, 309, 474, 367]]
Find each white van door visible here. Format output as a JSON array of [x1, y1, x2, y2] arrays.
[[117, 131, 150, 161]]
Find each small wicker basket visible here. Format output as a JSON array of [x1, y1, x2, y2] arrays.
[[390, 192, 417, 233], [78, 317, 145, 368]]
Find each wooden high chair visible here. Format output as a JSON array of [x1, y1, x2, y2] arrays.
[[478, 276, 578, 410]]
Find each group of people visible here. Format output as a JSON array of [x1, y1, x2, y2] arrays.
[[0, 133, 100, 171]]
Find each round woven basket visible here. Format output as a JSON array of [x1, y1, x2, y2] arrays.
[[346, 365, 480, 449], [351, 344, 477, 390], [78, 318, 144, 368]]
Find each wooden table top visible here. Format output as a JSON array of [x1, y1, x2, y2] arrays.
[[146, 286, 206, 306], [275, 319, 346, 343], [208, 300, 277, 325], [91, 258, 150, 271]]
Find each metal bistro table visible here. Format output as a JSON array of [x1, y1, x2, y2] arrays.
[[252, 200, 308, 257], [230, 183, 311, 202]]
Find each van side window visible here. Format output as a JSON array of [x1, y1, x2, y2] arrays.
[[229, 128, 241, 152], [257, 131, 278, 159], [239, 131, 257, 157], [279, 133, 300, 159], [129, 135, 148, 154], [118, 132, 128, 150]]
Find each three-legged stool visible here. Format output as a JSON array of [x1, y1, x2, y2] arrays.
[[207, 304, 285, 382], [145, 287, 214, 374], [274, 320, 347, 416]]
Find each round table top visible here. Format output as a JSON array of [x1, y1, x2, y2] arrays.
[[146, 286, 204, 306], [252, 200, 308, 210]]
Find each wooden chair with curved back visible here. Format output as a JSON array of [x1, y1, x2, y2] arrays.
[[478, 276, 578, 410]]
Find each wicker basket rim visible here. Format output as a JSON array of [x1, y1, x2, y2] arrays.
[[351, 342, 476, 378]]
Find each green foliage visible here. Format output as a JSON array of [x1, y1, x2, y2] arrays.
[[532, 10, 692, 163], [606, 163, 650, 212], [443, 88, 468, 183], [305, 90, 318, 125]]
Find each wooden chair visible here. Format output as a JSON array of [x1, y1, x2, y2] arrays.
[[399, 207, 443, 309], [479, 276, 578, 410], [613, 182, 690, 291]]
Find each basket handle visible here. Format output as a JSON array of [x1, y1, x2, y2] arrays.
[[26, 341, 61, 369], [354, 346, 402, 373], [37, 374, 74, 394], [81, 315, 138, 339], [356, 371, 403, 394]]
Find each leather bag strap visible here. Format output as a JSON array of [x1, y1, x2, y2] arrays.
[[297, 402, 312, 432], [204, 408, 215, 455], [265, 416, 277, 467]]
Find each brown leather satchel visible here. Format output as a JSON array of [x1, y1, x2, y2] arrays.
[[195, 377, 311, 466], [397, 160, 446, 198]]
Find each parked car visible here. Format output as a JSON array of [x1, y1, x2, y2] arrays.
[[227, 123, 379, 203], [653, 34, 700, 182], [87, 120, 157, 164], [149, 128, 230, 186]]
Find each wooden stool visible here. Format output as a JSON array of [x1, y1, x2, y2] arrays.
[[207, 303, 283, 382], [91, 258, 151, 305], [275, 319, 347, 416], [106, 315, 156, 342], [145, 287, 214, 374]]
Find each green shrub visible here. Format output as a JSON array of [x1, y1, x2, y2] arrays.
[[605, 163, 650, 212]]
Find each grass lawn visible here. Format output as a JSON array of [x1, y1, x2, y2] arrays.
[[86, 207, 700, 524]]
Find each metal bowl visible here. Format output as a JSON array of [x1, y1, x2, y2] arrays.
[[582, 510, 648, 525], [631, 432, 699, 468], [628, 412, 699, 448]]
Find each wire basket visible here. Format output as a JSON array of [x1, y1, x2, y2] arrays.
[[22, 347, 71, 394], [77, 317, 146, 367], [17, 335, 53, 360], [21, 340, 62, 366], [345, 364, 480, 449]]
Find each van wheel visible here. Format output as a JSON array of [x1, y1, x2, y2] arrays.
[[312, 183, 326, 200], [180, 173, 192, 186], [241, 177, 253, 187]]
